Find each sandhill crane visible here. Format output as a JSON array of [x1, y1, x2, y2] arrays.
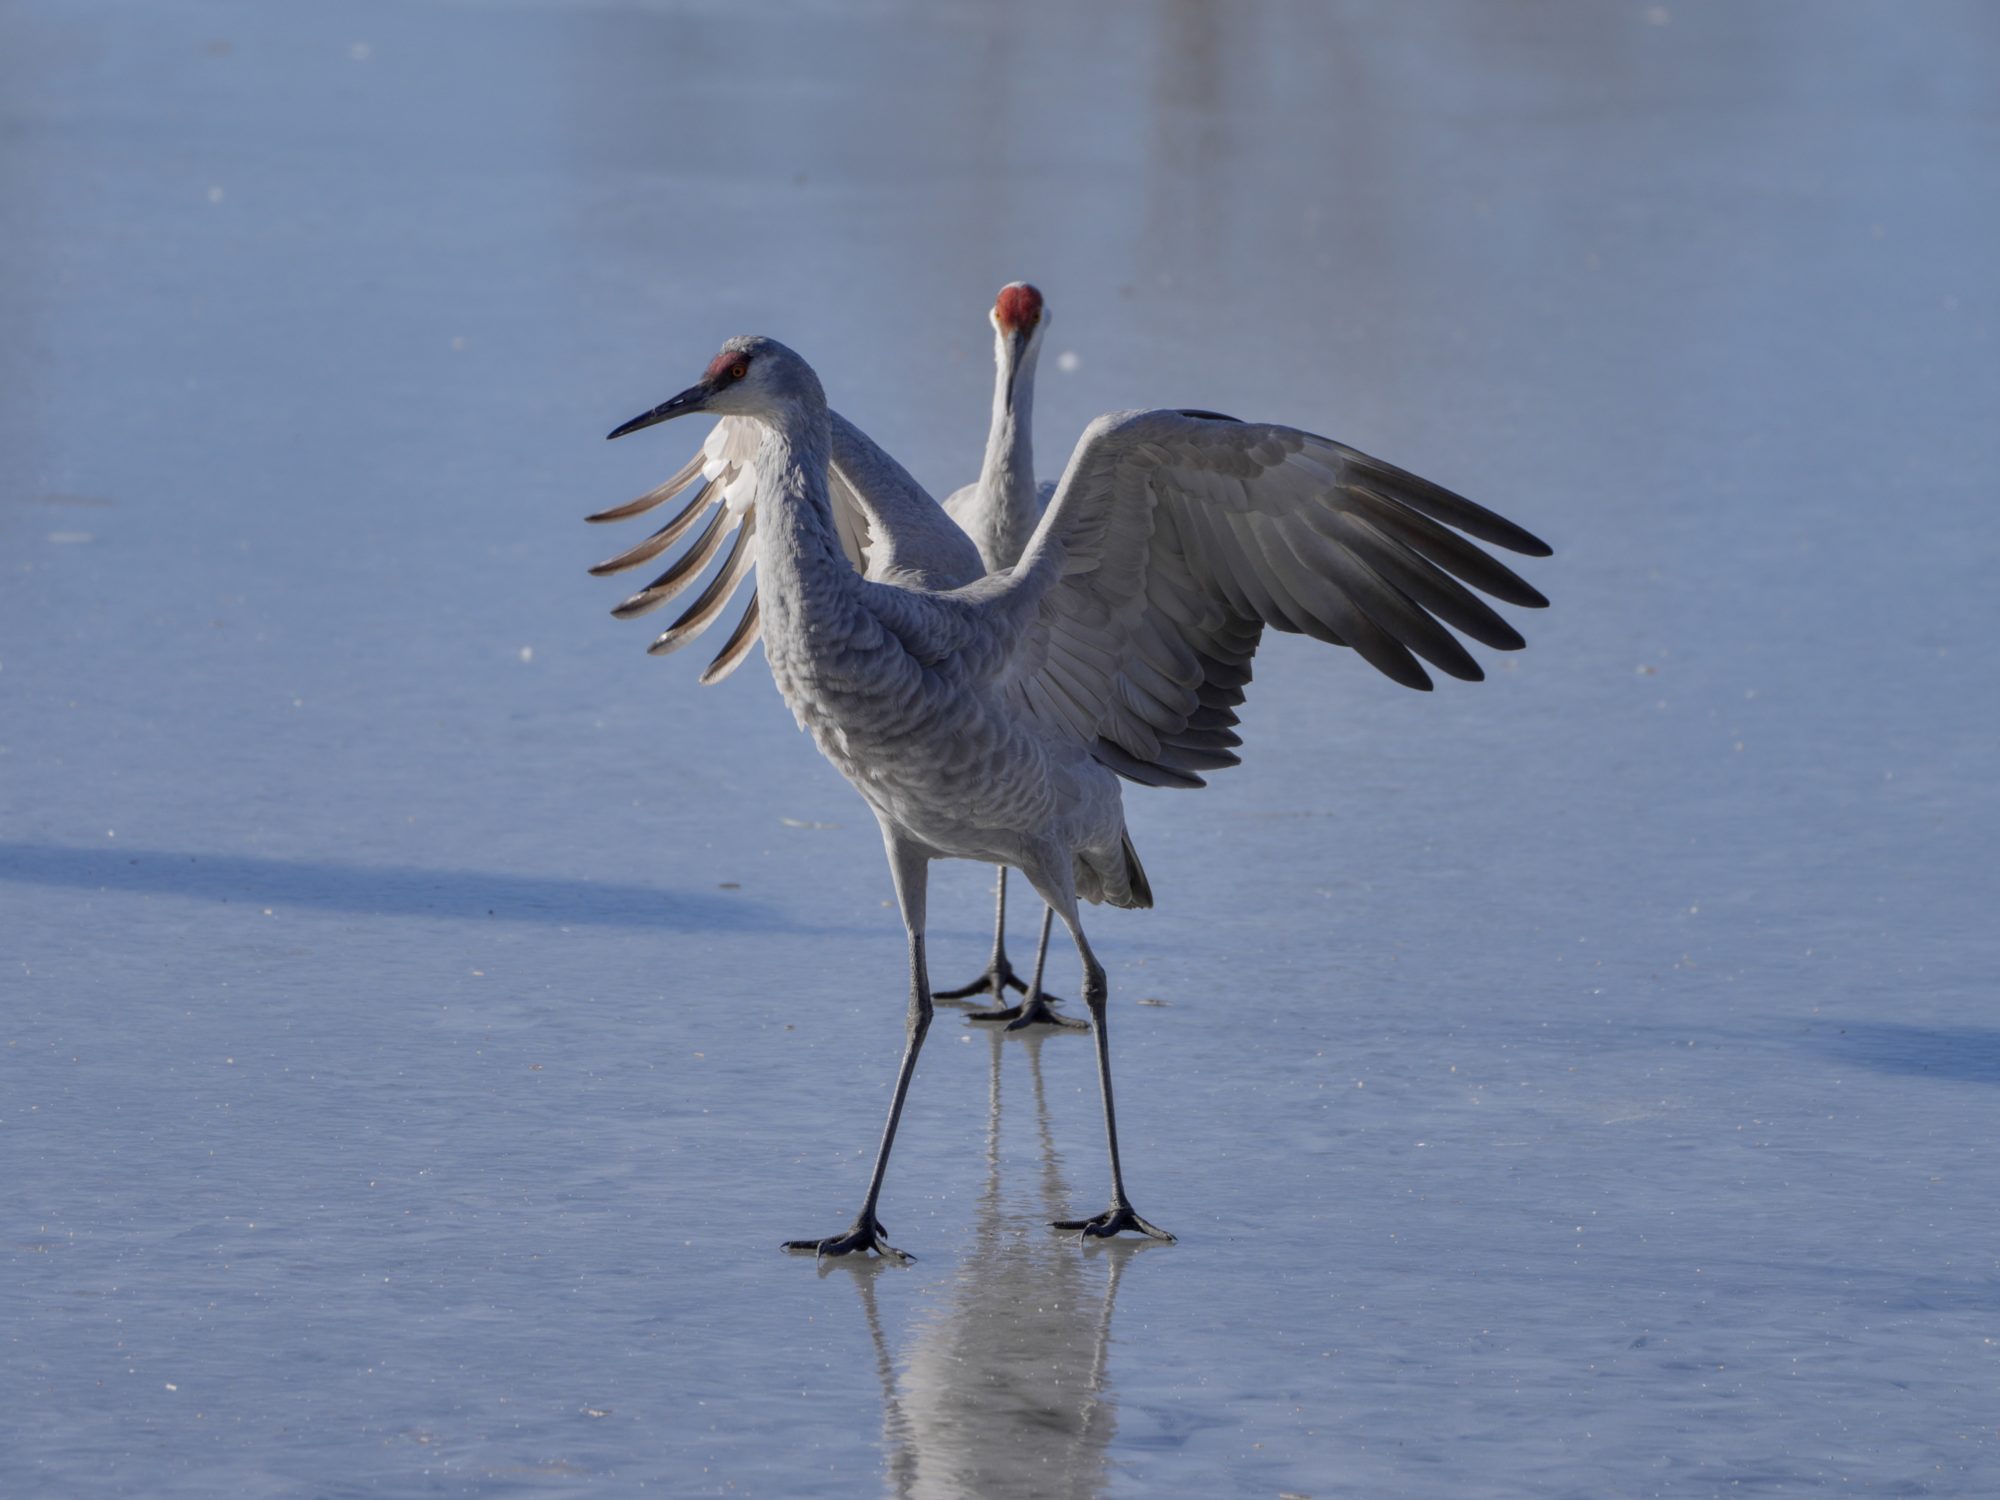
[[944, 283, 1055, 572], [601, 335, 1550, 1260], [589, 284, 1079, 1027], [926, 282, 1081, 1026]]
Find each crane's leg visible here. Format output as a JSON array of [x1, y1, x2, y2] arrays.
[[935, 865, 1026, 999], [935, 867, 1077, 1021], [1031, 869, 1175, 1245], [969, 904, 1087, 1031], [784, 834, 935, 1263]]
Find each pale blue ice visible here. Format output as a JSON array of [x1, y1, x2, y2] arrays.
[[4, 2, 1997, 1495]]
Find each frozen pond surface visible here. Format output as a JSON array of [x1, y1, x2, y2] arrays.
[[5, 1, 1999, 1494]]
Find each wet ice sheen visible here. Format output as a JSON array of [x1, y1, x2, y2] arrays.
[[4, 1, 1998, 1496]]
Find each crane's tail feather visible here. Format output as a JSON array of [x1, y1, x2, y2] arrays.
[[1117, 831, 1154, 910]]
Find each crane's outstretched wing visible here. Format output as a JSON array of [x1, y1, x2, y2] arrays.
[[586, 415, 771, 683], [588, 413, 981, 684], [985, 409, 1552, 788]]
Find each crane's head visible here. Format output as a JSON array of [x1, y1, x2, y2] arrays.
[[605, 335, 820, 439], [991, 282, 1048, 350], [989, 282, 1048, 405]]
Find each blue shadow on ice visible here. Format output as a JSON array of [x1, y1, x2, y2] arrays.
[[1809, 1022, 2000, 1086], [0, 841, 788, 931]]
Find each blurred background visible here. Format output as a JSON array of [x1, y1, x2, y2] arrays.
[[4, 2, 1997, 1495]]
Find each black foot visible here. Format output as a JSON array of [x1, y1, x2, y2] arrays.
[[783, 1215, 912, 1264], [1053, 1203, 1176, 1244], [968, 993, 1089, 1031], [934, 959, 1027, 1003]]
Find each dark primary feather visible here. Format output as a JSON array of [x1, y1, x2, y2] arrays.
[[589, 476, 723, 576], [649, 515, 757, 656], [611, 504, 733, 618], [697, 595, 762, 686]]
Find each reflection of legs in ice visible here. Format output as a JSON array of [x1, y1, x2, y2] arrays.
[[823, 1258, 919, 1499], [838, 1012, 1169, 1499]]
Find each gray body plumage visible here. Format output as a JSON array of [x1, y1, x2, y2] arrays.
[[748, 398, 1143, 907]]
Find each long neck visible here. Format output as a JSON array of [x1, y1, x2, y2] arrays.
[[976, 332, 1040, 552], [752, 398, 862, 644]]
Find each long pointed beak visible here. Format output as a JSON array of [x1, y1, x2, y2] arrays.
[[606, 382, 709, 440]]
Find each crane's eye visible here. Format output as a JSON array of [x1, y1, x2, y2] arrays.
[[730, 363, 747, 380]]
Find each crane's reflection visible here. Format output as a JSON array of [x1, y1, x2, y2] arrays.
[[825, 1030, 1163, 1500]]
